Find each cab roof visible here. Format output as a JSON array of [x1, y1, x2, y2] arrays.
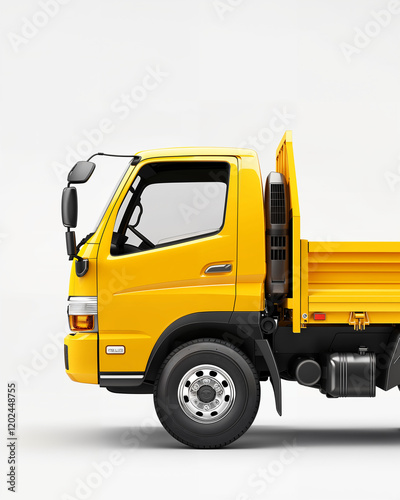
[[135, 147, 259, 161]]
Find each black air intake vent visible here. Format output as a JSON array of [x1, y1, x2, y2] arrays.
[[271, 249, 286, 261], [264, 171, 290, 296], [271, 236, 286, 247], [270, 184, 286, 225]]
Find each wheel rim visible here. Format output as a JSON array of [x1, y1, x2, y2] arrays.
[[177, 364, 236, 424]]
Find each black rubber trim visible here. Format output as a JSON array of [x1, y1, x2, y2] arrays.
[[106, 383, 153, 394], [100, 371, 144, 375], [64, 345, 69, 370], [99, 371, 144, 387]]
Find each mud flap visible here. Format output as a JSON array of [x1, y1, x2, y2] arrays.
[[255, 339, 282, 415], [377, 329, 400, 391]]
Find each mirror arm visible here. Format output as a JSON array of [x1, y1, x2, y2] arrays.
[[65, 228, 88, 276], [86, 152, 142, 165], [65, 228, 83, 261]]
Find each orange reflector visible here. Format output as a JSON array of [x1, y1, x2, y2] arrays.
[[69, 315, 94, 331], [314, 313, 326, 321]]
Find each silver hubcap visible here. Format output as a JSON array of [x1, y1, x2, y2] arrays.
[[177, 364, 235, 424]]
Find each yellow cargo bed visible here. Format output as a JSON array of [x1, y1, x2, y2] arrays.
[[276, 132, 400, 331], [302, 241, 400, 328]]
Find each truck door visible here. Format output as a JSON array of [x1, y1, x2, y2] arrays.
[[96, 156, 238, 375]]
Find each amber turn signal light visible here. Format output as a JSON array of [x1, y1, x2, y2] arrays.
[[69, 315, 94, 331]]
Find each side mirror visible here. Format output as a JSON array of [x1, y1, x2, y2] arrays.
[[68, 161, 96, 184], [62, 187, 78, 228]]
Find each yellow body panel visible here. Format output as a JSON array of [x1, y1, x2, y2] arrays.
[[276, 131, 301, 332], [64, 333, 97, 384], [96, 155, 239, 373], [300, 239, 309, 326], [235, 153, 266, 311], [68, 243, 98, 296]]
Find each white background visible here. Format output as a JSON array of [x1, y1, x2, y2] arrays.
[[1, 1, 400, 499]]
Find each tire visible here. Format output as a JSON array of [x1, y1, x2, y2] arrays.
[[153, 338, 260, 448]]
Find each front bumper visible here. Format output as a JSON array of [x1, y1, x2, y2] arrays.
[[64, 333, 98, 384]]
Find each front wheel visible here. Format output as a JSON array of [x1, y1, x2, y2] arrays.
[[154, 339, 260, 448]]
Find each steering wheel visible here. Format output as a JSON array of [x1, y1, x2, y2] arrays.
[[127, 225, 155, 249]]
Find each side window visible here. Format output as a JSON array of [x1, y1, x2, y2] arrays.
[[111, 162, 230, 255]]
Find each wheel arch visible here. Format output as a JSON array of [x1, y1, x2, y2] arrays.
[[143, 312, 262, 383]]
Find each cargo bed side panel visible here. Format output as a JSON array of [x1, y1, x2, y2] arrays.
[[307, 242, 400, 325]]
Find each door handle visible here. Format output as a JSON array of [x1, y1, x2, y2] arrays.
[[204, 264, 232, 274]]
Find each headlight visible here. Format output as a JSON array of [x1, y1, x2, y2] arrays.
[[68, 296, 97, 332]]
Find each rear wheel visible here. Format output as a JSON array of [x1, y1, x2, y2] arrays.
[[154, 338, 260, 448]]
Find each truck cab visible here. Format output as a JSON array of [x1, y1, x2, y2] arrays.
[[62, 132, 400, 448]]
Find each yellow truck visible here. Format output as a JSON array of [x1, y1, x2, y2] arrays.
[[61, 132, 400, 448]]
